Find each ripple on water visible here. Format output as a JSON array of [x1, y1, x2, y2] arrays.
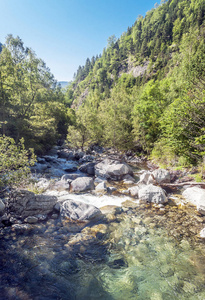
[[1, 203, 205, 299]]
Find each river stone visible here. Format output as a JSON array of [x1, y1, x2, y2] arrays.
[[24, 216, 38, 224], [61, 173, 86, 181], [95, 160, 133, 181], [79, 155, 95, 164], [138, 171, 153, 184], [152, 168, 171, 183], [128, 186, 139, 198], [0, 199, 5, 214], [199, 228, 205, 238], [123, 174, 135, 184], [95, 182, 107, 192], [57, 150, 74, 160], [138, 184, 168, 204], [79, 162, 95, 175], [70, 177, 95, 192], [8, 190, 57, 218], [35, 178, 50, 191], [182, 187, 205, 209], [60, 200, 102, 221]]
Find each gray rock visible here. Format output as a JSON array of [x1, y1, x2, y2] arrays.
[[123, 174, 136, 185], [24, 216, 38, 224], [95, 182, 107, 192], [138, 171, 153, 185], [70, 177, 95, 192], [200, 228, 205, 238], [79, 155, 95, 164], [197, 204, 205, 215], [79, 162, 95, 175], [60, 200, 102, 221], [12, 224, 32, 232], [138, 184, 168, 204], [0, 199, 5, 214], [182, 187, 205, 208], [107, 187, 117, 193], [8, 190, 57, 218], [152, 169, 171, 184], [74, 151, 85, 160], [95, 160, 133, 181], [35, 178, 50, 191], [128, 186, 139, 198], [52, 180, 70, 191], [61, 173, 86, 181], [57, 150, 74, 160]]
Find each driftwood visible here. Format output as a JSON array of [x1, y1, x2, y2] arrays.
[[161, 182, 205, 187]]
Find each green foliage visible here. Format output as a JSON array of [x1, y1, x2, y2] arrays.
[[66, 0, 205, 166], [0, 136, 36, 191], [0, 35, 71, 153]]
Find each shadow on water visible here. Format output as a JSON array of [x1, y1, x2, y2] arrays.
[[0, 216, 116, 300]]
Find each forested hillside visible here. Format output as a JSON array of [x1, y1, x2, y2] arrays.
[[0, 35, 74, 154], [65, 0, 205, 167]]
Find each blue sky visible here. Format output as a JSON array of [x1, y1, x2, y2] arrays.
[[0, 0, 157, 81]]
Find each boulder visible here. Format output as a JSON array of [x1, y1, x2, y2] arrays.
[[182, 187, 205, 209], [95, 160, 133, 181], [79, 162, 95, 175], [95, 182, 107, 192], [152, 169, 171, 184], [0, 199, 5, 214], [60, 200, 102, 221], [70, 177, 95, 192], [138, 184, 168, 204], [8, 190, 57, 218]]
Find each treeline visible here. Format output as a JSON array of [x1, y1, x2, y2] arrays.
[[0, 35, 75, 154], [65, 0, 205, 167]]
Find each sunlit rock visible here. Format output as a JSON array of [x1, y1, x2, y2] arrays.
[[70, 177, 95, 192], [182, 187, 205, 211], [138, 184, 168, 204], [60, 199, 102, 221], [95, 160, 133, 181], [152, 168, 171, 184], [95, 181, 107, 192]]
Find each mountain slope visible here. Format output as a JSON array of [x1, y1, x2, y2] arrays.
[[66, 0, 205, 167]]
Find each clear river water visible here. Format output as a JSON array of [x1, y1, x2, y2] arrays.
[[1, 195, 205, 300]]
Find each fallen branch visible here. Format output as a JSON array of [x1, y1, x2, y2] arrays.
[[161, 182, 205, 187]]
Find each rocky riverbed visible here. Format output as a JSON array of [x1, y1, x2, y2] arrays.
[[1, 146, 205, 299]]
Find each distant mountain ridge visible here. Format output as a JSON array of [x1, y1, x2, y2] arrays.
[[58, 81, 71, 88]]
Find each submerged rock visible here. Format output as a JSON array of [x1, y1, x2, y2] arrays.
[[70, 177, 95, 192], [60, 199, 102, 221], [138, 184, 168, 204]]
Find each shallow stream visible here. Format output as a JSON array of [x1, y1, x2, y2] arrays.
[[1, 198, 205, 300]]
